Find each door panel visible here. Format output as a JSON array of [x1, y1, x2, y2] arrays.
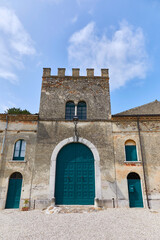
[[5, 178, 22, 209], [55, 143, 95, 205], [128, 178, 143, 208]]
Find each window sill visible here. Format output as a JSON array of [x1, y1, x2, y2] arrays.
[[124, 161, 141, 163], [9, 160, 27, 163]]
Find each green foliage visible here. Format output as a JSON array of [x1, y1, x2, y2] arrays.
[[5, 107, 31, 114], [24, 199, 29, 206]]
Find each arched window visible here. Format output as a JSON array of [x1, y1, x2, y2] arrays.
[[77, 101, 87, 120], [125, 140, 138, 161], [13, 140, 26, 161], [65, 101, 75, 120]]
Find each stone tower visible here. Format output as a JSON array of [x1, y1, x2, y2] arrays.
[[31, 68, 115, 208], [39, 68, 111, 120]]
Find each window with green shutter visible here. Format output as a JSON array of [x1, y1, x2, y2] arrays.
[[125, 145, 138, 161], [13, 140, 26, 161]]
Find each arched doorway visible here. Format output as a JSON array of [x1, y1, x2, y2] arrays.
[[127, 172, 143, 208], [5, 172, 23, 209], [55, 143, 95, 205]]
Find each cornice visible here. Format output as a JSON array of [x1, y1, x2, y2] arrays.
[[112, 115, 160, 121], [0, 114, 39, 122]]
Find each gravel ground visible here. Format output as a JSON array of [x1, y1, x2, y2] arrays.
[[0, 208, 160, 240]]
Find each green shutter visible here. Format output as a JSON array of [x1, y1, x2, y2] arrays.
[[125, 145, 138, 161]]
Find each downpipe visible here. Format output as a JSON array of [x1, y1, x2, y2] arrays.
[[137, 118, 150, 209]]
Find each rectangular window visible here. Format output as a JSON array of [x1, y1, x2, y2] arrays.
[[125, 145, 138, 161]]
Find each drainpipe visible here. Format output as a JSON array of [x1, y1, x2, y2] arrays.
[[29, 169, 34, 209], [137, 118, 150, 209], [111, 121, 118, 208], [1, 115, 8, 155], [113, 139, 118, 208]]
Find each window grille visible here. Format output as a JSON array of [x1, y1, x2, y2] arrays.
[[65, 101, 75, 120], [77, 101, 87, 120]]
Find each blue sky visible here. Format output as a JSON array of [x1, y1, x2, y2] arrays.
[[0, 0, 160, 114]]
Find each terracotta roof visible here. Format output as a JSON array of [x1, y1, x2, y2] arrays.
[[114, 100, 160, 116]]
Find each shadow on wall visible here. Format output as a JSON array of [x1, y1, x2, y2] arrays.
[[109, 181, 125, 200]]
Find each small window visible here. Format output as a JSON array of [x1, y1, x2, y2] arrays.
[[77, 101, 87, 120], [65, 101, 75, 120], [13, 140, 26, 161], [125, 140, 138, 162]]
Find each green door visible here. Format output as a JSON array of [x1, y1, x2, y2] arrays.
[[55, 143, 95, 205], [127, 173, 143, 208], [5, 172, 22, 209]]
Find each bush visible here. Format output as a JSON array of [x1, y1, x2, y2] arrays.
[[5, 107, 31, 114]]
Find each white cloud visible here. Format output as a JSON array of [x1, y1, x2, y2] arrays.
[[0, 7, 36, 83], [68, 21, 149, 90]]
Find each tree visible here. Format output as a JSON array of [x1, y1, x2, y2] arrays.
[[5, 107, 31, 114]]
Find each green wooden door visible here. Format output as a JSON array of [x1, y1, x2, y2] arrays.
[[55, 143, 95, 205], [5, 173, 22, 209], [127, 174, 143, 208]]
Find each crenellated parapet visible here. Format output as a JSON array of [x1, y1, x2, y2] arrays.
[[42, 68, 109, 78]]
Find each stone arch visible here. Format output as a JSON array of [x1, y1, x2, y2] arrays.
[[10, 172, 23, 179], [49, 137, 102, 203], [125, 139, 136, 146], [127, 172, 140, 179]]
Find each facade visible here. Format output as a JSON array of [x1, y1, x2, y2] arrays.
[[0, 67, 160, 209]]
